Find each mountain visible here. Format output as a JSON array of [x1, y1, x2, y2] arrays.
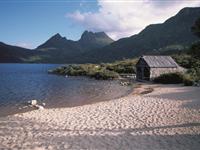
[[37, 33, 70, 50], [78, 31, 114, 51], [0, 31, 114, 63], [37, 31, 114, 52], [0, 42, 35, 63], [0, 42, 50, 63], [0, 7, 200, 63], [34, 31, 114, 63], [83, 7, 200, 62]]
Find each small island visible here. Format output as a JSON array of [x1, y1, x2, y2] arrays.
[[49, 59, 137, 80]]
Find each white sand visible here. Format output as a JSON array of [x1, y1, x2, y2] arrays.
[[0, 84, 200, 150]]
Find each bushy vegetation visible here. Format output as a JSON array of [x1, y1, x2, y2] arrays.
[[102, 59, 137, 74], [153, 72, 194, 86], [90, 69, 119, 80], [172, 54, 192, 68], [159, 52, 200, 86], [182, 74, 194, 86], [172, 49, 200, 82], [191, 17, 200, 38], [154, 72, 184, 84], [49, 59, 137, 80], [188, 41, 200, 59]]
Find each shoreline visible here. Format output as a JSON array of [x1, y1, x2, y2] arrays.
[[0, 81, 134, 117], [1, 84, 200, 149]]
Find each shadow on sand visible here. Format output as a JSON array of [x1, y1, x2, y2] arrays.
[[32, 123, 200, 150], [1, 118, 200, 150], [146, 86, 200, 109]]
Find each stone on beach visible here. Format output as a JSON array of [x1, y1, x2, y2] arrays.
[[36, 105, 44, 110], [29, 100, 37, 106], [27, 100, 45, 110]]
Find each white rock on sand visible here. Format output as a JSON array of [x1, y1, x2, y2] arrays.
[[0, 84, 200, 150], [29, 100, 37, 106]]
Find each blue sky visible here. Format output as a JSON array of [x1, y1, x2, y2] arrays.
[[0, 0, 200, 49], [0, 0, 99, 48]]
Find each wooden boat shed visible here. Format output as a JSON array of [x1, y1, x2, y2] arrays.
[[136, 55, 181, 81]]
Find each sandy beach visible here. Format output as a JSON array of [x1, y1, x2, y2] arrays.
[[0, 84, 200, 150]]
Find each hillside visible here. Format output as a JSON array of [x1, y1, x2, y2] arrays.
[[0, 42, 42, 63], [0, 7, 199, 63], [0, 31, 114, 63], [83, 7, 200, 62], [37, 31, 114, 53]]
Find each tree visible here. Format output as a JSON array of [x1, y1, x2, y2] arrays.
[[188, 41, 200, 58], [189, 18, 200, 58], [191, 17, 200, 38]]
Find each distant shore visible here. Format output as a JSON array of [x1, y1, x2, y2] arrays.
[[0, 84, 200, 149]]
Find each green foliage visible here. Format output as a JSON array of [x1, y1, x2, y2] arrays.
[[153, 72, 185, 84], [49, 59, 137, 80], [172, 54, 193, 68], [188, 41, 200, 59], [183, 74, 194, 86], [90, 69, 119, 80], [187, 67, 200, 81], [153, 72, 196, 86], [171, 17, 200, 85], [104, 59, 137, 74], [191, 17, 200, 38]]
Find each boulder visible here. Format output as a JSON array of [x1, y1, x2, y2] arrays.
[[30, 100, 37, 106], [27, 100, 45, 110], [36, 105, 44, 110]]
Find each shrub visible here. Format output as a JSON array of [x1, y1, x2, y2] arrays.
[[183, 73, 194, 86], [105, 59, 137, 74], [49, 58, 137, 80], [154, 72, 195, 86], [172, 54, 193, 68], [153, 72, 184, 84], [91, 69, 119, 80], [183, 75, 194, 86]]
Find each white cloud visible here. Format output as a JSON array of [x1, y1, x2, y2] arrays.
[[66, 0, 200, 40]]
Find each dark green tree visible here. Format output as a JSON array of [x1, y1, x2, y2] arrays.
[[189, 18, 200, 58], [191, 17, 200, 38], [189, 42, 200, 58]]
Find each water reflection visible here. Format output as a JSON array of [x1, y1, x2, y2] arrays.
[[0, 64, 131, 116]]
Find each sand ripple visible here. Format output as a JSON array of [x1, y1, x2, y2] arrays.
[[0, 84, 200, 150]]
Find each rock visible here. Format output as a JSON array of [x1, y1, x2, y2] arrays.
[[120, 81, 130, 86], [27, 100, 45, 110], [22, 106, 28, 109], [38, 106, 44, 110], [36, 105, 44, 110], [29, 100, 37, 106]]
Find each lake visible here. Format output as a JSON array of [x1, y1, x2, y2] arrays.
[[0, 64, 132, 116]]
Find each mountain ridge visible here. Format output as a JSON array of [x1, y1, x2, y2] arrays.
[[82, 7, 200, 62], [37, 31, 114, 51], [0, 7, 200, 63]]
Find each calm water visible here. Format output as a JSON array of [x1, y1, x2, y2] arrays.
[[0, 64, 131, 116]]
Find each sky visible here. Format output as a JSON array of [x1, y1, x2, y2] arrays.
[[0, 0, 200, 49]]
